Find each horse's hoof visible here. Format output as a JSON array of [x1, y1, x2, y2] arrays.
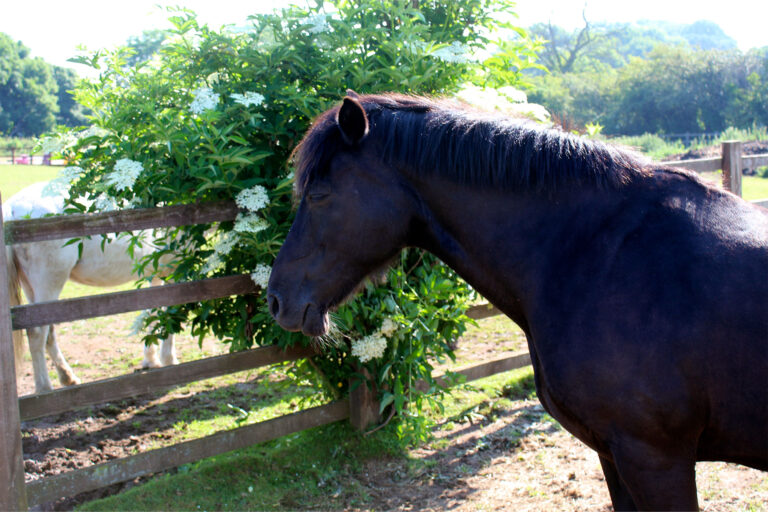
[[62, 375, 81, 387]]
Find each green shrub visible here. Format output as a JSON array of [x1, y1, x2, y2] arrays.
[[48, 1, 538, 443], [0, 136, 36, 150], [605, 132, 686, 160]]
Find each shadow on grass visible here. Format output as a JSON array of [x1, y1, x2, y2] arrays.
[[24, 367, 554, 511]]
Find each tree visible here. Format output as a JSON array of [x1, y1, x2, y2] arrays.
[[529, 13, 625, 74], [52, 66, 89, 127], [680, 20, 737, 51], [604, 46, 767, 134], [0, 33, 59, 136], [125, 29, 168, 67]]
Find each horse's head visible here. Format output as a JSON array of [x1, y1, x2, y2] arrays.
[[268, 93, 416, 336]]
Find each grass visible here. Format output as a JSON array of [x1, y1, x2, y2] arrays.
[[606, 125, 768, 161], [744, 176, 768, 201], [75, 366, 537, 511], [0, 163, 59, 198]]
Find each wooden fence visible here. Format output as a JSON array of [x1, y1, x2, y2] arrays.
[[0, 150, 52, 166], [1, 140, 766, 509], [665, 140, 768, 206]]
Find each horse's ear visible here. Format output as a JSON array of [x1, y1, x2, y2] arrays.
[[336, 95, 368, 145]]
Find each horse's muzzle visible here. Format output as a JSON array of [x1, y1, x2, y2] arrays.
[[267, 291, 329, 337]]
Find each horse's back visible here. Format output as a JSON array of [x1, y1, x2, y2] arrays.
[[3, 182, 64, 220]]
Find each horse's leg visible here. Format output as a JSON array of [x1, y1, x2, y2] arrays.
[[160, 333, 178, 366], [599, 455, 637, 511], [611, 441, 698, 511], [141, 342, 162, 369], [27, 325, 54, 393], [15, 241, 78, 393], [45, 325, 80, 386]]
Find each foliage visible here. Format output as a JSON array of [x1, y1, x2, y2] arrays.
[[124, 29, 168, 67], [0, 33, 59, 136], [0, 135, 36, 150], [528, 18, 738, 76], [0, 32, 90, 137], [606, 133, 684, 160], [51, 0, 538, 443], [526, 42, 768, 135], [52, 66, 90, 127]]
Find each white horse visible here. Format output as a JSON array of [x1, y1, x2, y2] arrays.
[[4, 182, 177, 394]]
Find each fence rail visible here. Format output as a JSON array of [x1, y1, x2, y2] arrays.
[[0, 149, 52, 166], [664, 140, 768, 206], [18, 345, 318, 421], [26, 400, 352, 505], [11, 274, 257, 329], [1, 140, 766, 509]]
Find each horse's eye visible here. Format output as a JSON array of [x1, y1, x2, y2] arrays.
[[308, 192, 329, 202]]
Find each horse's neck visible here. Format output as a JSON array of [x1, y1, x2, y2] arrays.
[[407, 175, 621, 328]]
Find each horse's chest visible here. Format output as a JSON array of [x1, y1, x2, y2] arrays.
[[528, 346, 610, 455]]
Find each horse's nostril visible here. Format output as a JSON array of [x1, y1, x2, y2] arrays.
[[268, 293, 281, 318]]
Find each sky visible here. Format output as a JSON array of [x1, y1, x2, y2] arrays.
[[0, 0, 765, 76]]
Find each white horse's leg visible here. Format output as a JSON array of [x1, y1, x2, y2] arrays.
[[27, 325, 54, 393], [160, 333, 178, 366], [45, 325, 80, 386], [14, 241, 78, 393], [141, 342, 163, 369]]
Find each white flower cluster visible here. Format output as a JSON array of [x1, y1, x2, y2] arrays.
[[405, 40, 428, 54], [93, 193, 119, 212], [351, 334, 387, 363], [231, 91, 265, 107], [40, 132, 78, 155], [104, 158, 143, 191], [190, 87, 220, 115], [302, 13, 331, 34], [41, 166, 84, 197], [202, 185, 274, 275], [79, 126, 110, 139], [130, 310, 152, 335], [250, 264, 271, 288], [235, 185, 269, 212], [39, 125, 109, 156], [234, 212, 269, 234], [379, 318, 398, 337], [201, 231, 239, 273], [431, 41, 472, 63]]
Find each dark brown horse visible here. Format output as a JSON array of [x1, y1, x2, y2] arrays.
[[268, 92, 768, 510]]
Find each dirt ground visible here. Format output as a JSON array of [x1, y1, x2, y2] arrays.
[[15, 313, 768, 511]]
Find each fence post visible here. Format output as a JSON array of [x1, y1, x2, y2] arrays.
[[0, 195, 29, 511], [722, 140, 742, 197], [349, 367, 380, 431]]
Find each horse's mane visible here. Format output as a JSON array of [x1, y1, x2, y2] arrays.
[[293, 93, 650, 197]]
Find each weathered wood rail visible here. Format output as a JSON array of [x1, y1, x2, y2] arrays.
[[664, 140, 768, 207], [1, 139, 765, 509]]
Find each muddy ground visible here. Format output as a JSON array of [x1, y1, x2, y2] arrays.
[[15, 313, 768, 511]]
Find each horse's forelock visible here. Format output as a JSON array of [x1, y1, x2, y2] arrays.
[[292, 108, 344, 200]]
